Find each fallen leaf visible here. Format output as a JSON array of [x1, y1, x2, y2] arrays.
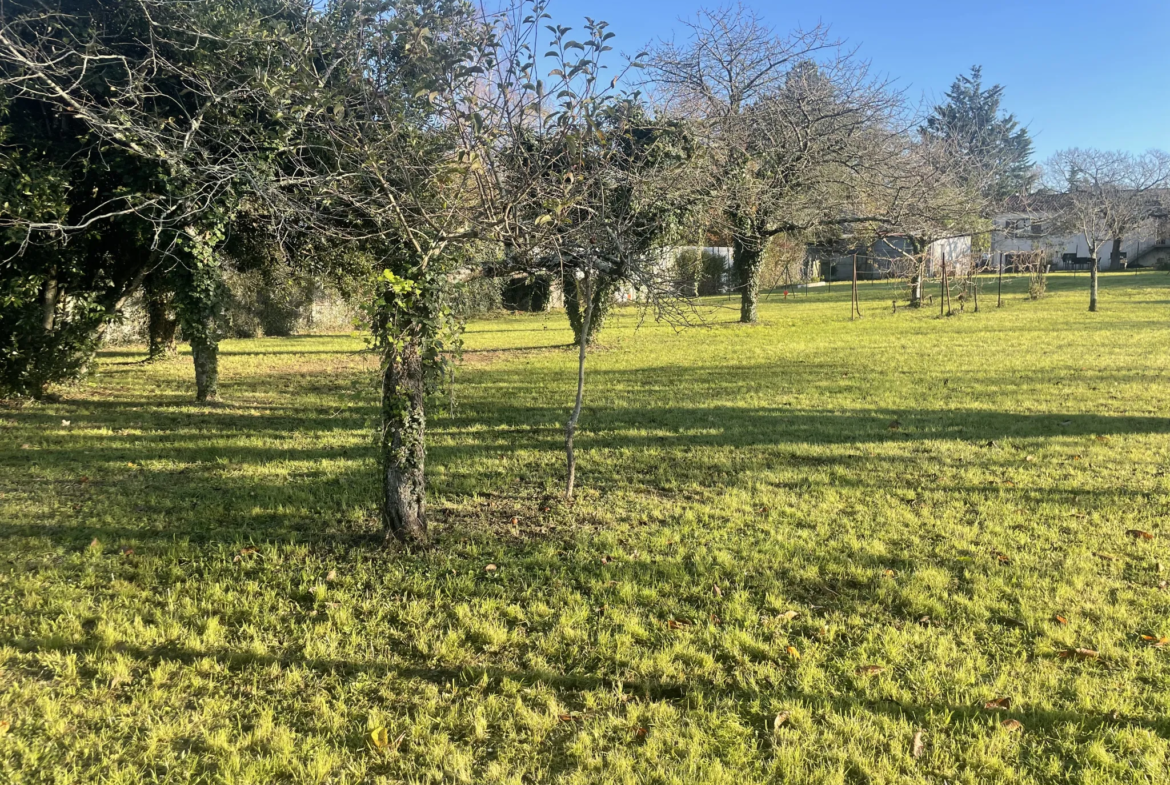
[[1001, 719, 1023, 732], [0, 720, 9, 736], [1160, 581, 1168, 590], [883, 569, 897, 577], [1054, 615, 1068, 625], [1025, 454, 1035, 462], [633, 726, 647, 740], [1140, 634, 1170, 647], [61, 419, 71, 427], [996, 553, 1010, 564], [709, 614, 722, 625], [911, 729, 925, 758], [773, 711, 789, 730], [239, 547, 257, 556], [325, 569, 337, 582], [1059, 647, 1099, 660], [667, 619, 691, 630], [856, 665, 885, 676], [20, 444, 30, 450], [558, 714, 574, 722], [713, 584, 722, 598], [779, 610, 799, 621], [120, 546, 134, 556], [1095, 435, 1110, 443], [1126, 529, 1154, 540], [786, 645, 800, 660], [510, 516, 519, 526], [484, 564, 497, 572], [78, 476, 89, 484], [984, 697, 1012, 710], [370, 727, 389, 749], [88, 538, 100, 549]]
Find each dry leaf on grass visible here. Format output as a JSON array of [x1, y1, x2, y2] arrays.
[[484, 564, 497, 572], [633, 727, 647, 740], [667, 619, 691, 630], [911, 729, 925, 758], [856, 665, 885, 676], [1001, 719, 1023, 732], [558, 714, 574, 722], [786, 646, 800, 660], [779, 610, 799, 621], [1095, 435, 1110, 443], [0, 720, 9, 736], [984, 697, 1012, 710], [1059, 647, 1099, 660], [325, 569, 337, 582], [773, 712, 789, 731], [1126, 529, 1154, 540], [713, 584, 722, 598], [370, 727, 389, 749], [1054, 615, 1068, 625], [1140, 635, 1169, 647]]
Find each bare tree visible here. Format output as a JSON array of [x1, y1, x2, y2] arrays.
[[1044, 149, 1170, 311], [648, 4, 906, 323]]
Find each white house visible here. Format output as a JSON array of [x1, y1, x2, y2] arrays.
[[990, 195, 1170, 271]]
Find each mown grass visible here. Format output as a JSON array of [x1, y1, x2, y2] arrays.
[[3, 270, 1170, 784]]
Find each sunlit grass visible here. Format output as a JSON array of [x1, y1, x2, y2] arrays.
[[2, 270, 1169, 783]]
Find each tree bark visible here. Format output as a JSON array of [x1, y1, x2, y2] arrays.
[[41, 267, 58, 333], [733, 236, 762, 323], [381, 328, 428, 546], [147, 290, 178, 361], [190, 329, 219, 402], [1089, 256, 1099, 312], [1109, 237, 1123, 270], [909, 272, 923, 308]]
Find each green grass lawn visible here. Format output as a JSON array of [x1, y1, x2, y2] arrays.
[[3, 270, 1170, 784]]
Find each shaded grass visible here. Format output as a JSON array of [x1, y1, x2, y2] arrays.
[[2, 271, 1170, 783]]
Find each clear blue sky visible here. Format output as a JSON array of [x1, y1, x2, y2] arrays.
[[544, 0, 1170, 162]]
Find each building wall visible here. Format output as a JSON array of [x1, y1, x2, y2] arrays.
[[990, 213, 1166, 269]]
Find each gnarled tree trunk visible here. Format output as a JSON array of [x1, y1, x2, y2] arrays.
[[733, 236, 762, 324], [380, 328, 428, 546]]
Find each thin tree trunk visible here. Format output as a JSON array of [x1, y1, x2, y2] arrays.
[[565, 275, 593, 499], [381, 327, 428, 546], [733, 236, 762, 323], [909, 271, 923, 308], [1089, 257, 1099, 312]]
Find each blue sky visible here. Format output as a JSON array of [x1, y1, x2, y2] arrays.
[[544, 0, 1170, 162]]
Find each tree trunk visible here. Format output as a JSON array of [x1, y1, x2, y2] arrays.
[[380, 328, 428, 546], [733, 236, 762, 323], [1089, 257, 1099, 312], [565, 275, 593, 499], [909, 272, 923, 308], [147, 290, 178, 361], [41, 267, 58, 333], [190, 329, 219, 402], [1109, 237, 1122, 271]]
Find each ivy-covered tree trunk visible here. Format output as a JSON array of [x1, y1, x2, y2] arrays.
[[565, 272, 617, 346], [174, 246, 226, 403], [733, 235, 762, 323], [145, 280, 178, 361], [380, 325, 428, 546]]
